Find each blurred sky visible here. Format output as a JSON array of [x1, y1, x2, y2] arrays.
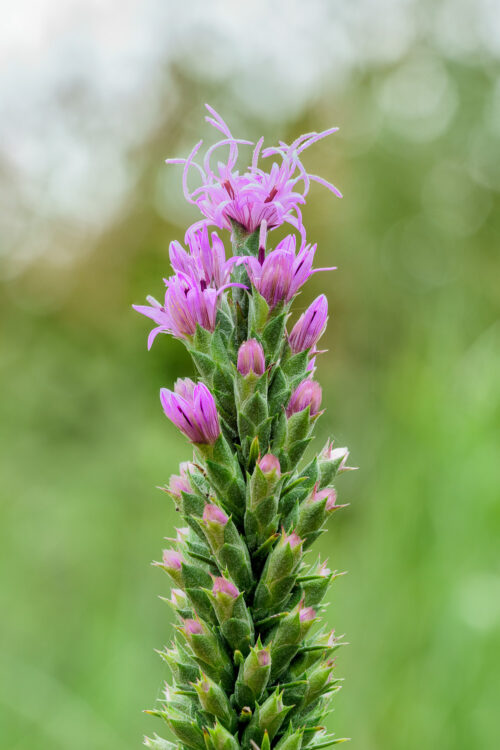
[[1, 2, 500, 750]]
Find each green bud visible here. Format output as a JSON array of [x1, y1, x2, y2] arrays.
[[274, 728, 304, 750], [235, 637, 271, 708], [164, 706, 206, 750], [204, 721, 240, 750], [242, 689, 293, 748], [268, 604, 317, 681], [253, 531, 303, 616], [199, 506, 254, 593], [180, 619, 234, 691], [208, 577, 254, 654], [195, 674, 237, 731]]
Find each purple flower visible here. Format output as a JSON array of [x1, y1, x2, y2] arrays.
[[133, 273, 220, 346], [243, 235, 335, 308], [237, 339, 266, 376], [166, 104, 342, 236], [289, 295, 328, 354], [160, 381, 220, 444], [169, 223, 237, 290], [258, 454, 281, 476], [286, 379, 322, 417]]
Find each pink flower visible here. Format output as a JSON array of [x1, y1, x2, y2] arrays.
[[169, 223, 237, 290], [166, 105, 342, 236], [160, 381, 220, 444], [237, 339, 266, 376], [243, 235, 335, 308], [289, 295, 328, 354], [133, 273, 220, 346], [286, 379, 323, 417]]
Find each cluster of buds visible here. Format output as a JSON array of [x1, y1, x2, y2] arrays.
[[136, 106, 352, 750]]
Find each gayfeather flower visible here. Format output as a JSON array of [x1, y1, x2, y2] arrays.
[[243, 235, 335, 307], [139, 106, 353, 750], [289, 294, 328, 353], [170, 223, 237, 289], [287, 379, 323, 417], [166, 104, 342, 236], [160, 381, 220, 444]]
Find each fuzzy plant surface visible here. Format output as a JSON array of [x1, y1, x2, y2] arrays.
[[135, 105, 354, 750]]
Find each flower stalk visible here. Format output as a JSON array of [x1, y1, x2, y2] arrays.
[[136, 106, 352, 749]]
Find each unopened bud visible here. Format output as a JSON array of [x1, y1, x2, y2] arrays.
[[237, 339, 266, 376], [289, 295, 328, 353], [258, 454, 281, 477], [286, 379, 322, 417]]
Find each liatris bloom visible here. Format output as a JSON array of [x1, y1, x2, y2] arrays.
[[133, 273, 220, 346], [237, 339, 266, 376], [160, 381, 220, 444], [289, 294, 328, 353], [139, 106, 352, 750], [243, 235, 335, 307], [286, 379, 323, 417], [169, 223, 237, 289], [166, 104, 342, 236]]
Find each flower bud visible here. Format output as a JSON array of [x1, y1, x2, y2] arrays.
[[286, 379, 322, 417], [181, 618, 234, 691], [194, 674, 237, 731], [318, 441, 355, 487], [243, 688, 292, 746], [168, 461, 194, 497], [204, 721, 241, 750], [162, 549, 184, 586], [201, 503, 229, 548], [258, 453, 281, 477], [174, 377, 196, 399], [269, 603, 317, 680], [212, 576, 239, 599], [253, 531, 303, 616], [237, 339, 266, 376], [183, 618, 204, 636], [237, 638, 272, 707], [288, 295, 328, 353]]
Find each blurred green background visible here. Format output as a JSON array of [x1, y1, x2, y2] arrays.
[[1, 2, 500, 748]]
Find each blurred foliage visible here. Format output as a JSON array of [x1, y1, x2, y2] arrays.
[[1, 48, 500, 750]]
